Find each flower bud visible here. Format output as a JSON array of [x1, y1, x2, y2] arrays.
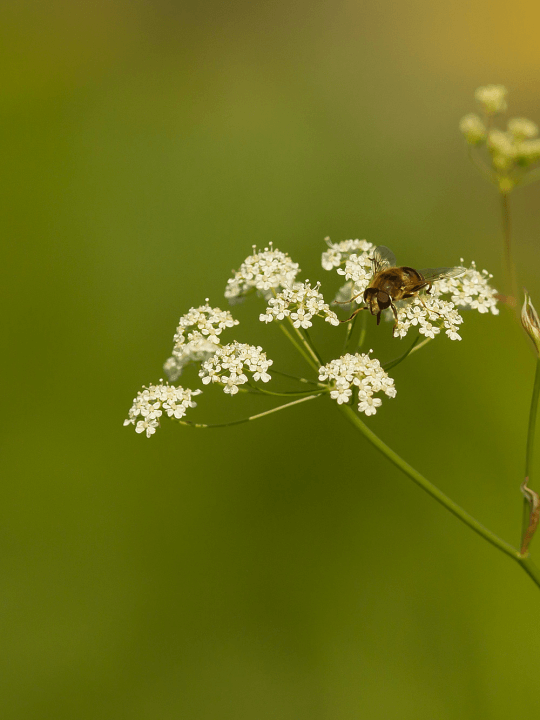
[[521, 291, 540, 355]]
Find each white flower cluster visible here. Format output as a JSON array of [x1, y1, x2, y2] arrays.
[[322, 238, 376, 307], [124, 382, 202, 437], [259, 281, 339, 329], [164, 302, 239, 381], [199, 341, 273, 395], [225, 243, 300, 300], [460, 86, 540, 192], [488, 126, 540, 170], [319, 353, 396, 416], [432, 262, 499, 315], [321, 237, 374, 271], [393, 296, 464, 340]]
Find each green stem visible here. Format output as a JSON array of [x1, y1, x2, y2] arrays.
[[271, 368, 320, 386], [303, 327, 324, 365], [180, 394, 321, 428], [357, 309, 368, 350], [285, 318, 321, 371], [338, 403, 540, 588], [343, 311, 358, 353], [384, 335, 430, 371], [247, 381, 328, 398], [525, 358, 540, 484], [522, 358, 540, 545], [500, 192, 518, 305], [468, 146, 497, 185], [278, 323, 318, 371], [519, 556, 540, 587]]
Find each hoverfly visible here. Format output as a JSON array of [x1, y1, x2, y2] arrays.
[[339, 246, 466, 329]]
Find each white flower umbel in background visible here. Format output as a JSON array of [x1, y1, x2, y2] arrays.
[[319, 353, 396, 416], [199, 341, 273, 395], [259, 281, 339, 328], [164, 302, 239, 381], [124, 382, 202, 437], [460, 85, 540, 194], [225, 243, 300, 301]]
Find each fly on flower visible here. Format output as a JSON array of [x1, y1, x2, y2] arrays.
[[337, 246, 466, 331]]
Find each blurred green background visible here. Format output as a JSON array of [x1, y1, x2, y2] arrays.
[[3, 1, 540, 718]]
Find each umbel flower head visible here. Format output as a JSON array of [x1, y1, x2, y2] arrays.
[[164, 302, 239, 381], [199, 341, 273, 395], [124, 382, 202, 437], [259, 280, 339, 328], [319, 353, 396, 416], [460, 85, 540, 193], [225, 243, 300, 301], [322, 240, 499, 339]]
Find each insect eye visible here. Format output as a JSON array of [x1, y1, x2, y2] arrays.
[[378, 291, 389, 303]]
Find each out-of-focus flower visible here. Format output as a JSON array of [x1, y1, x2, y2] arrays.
[[475, 84, 508, 114], [459, 113, 487, 145], [508, 117, 538, 140]]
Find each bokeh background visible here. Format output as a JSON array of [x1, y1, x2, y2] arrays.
[[3, 1, 540, 718]]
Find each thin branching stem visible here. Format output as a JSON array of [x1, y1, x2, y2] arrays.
[[179, 394, 322, 428], [384, 335, 425, 371], [247, 381, 328, 398], [500, 192, 518, 306], [286, 318, 321, 370], [338, 403, 540, 589], [271, 368, 321, 386], [278, 323, 318, 371]]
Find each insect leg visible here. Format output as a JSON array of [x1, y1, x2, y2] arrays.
[[334, 292, 364, 305], [339, 306, 368, 324], [390, 302, 399, 333]]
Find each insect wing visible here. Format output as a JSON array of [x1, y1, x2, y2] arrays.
[[371, 246, 397, 273], [418, 266, 466, 283]]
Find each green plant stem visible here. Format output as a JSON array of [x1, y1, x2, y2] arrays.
[[286, 318, 321, 370], [343, 312, 358, 352], [468, 146, 497, 185], [357, 309, 368, 350], [384, 335, 432, 371], [500, 192, 518, 305], [247, 381, 328, 398], [522, 358, 540, 544], [272, 369, 320, 386], [180, 394, 321, 428], [278, 323, 318, 371], [525, 358, 540, 484], [338, 403, 540, 588]]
